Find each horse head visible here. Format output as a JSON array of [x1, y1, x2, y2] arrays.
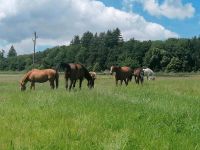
[[110, 66, 118, 75], [20, 81, 26, 91], [110, 66, 114, 75], [89, 72, 96, 88]]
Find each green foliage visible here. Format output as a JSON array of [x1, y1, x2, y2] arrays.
[[0, 49, 5, 58], [2, 29, 200, 72], [7, 45, 17, 58], [166, 57, 183, 72]]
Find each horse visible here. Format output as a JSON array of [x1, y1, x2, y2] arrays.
[[143, 68, 155, 80], [133, 68, 144, 84], [110, 66, 133, 86], [60, 63, 93, 91], [20, 69, 59, 91], [89, 71, 97, 88]]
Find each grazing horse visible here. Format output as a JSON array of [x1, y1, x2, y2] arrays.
[[20, 69, 59, 91], [60, 63, 93, 90], [133, 68, 144, 84], [143, 68, 155, 80], [89, 71, 97, 88], [110, 66, 133, 86]]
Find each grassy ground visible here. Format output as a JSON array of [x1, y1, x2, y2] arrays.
[[0, 73, 200, 149]]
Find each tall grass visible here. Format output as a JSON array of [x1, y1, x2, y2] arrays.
[[0, 74, 200, 149]]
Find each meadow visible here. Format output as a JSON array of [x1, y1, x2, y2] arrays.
[[0, 73, 200, 149]]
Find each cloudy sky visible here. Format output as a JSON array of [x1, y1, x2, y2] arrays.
[[0, 0, 199, 55]]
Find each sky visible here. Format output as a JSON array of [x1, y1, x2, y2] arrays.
[[0, 0, 199, 55]]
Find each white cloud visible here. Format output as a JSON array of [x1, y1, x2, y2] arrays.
[[123, 0, 195, 20], [0, 0, 178, 55]]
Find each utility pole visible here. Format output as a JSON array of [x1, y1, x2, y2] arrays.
[[32, 32, 38, 66]]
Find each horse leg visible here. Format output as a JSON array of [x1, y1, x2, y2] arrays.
[[30, 82, 35, 90], [50, 80, 55, 89], [141, 76, 144, 84], [30, 82, 34, 90], [125, 78, 128, 86], [65, 78, 69, 90], [136, 77, 139, 84], [115, 79, 118, 86], [134, 76, 137, 84], [73, 80, 77, 89], [120, 80, 123, 85], [79, 79, 83, 89], [69, 80, 73, 91], [30, 82, 33, 90]]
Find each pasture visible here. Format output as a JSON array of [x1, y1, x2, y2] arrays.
[[0, 73, 200, 149]]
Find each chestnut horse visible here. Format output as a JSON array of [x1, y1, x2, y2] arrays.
[[20, 69, 59, 91], [133, 68, 144, 84], [110, 66, 133, 86], [60, 63, 93, 90]]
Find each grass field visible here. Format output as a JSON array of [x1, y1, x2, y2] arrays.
[[0, 73, 200, 149]]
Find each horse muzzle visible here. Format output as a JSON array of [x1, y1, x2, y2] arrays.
[[20, 86, 26, 91]]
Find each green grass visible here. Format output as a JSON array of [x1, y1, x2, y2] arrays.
[[0, 74, 200, 149]]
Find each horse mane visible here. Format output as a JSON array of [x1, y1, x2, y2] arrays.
[[60, 62, 71, 72], [80, 64, 92, 81], [20, 70, 32, 84]]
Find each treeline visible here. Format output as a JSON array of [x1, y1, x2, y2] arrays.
[[1, 28, 200, 72]]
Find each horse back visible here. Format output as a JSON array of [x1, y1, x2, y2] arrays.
[[134, 68, 143, 76], [115, 66, 132, 80], [29, 69, 56, 82], [67, 63, 85, 79]]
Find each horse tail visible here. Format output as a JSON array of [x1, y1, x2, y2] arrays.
[[140, 69, 144, 84], [55, 69, 59, 88]]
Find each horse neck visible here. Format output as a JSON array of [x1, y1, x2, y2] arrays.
[[21, 71, 31, 85], [112, 67, 120, 73], [83, 67, 92, 81], [21, 76, 28, 85]]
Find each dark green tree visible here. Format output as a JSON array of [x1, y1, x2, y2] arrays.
[[70, 35, 81, 45], [166, 57, 182, 72], [0, 49, 5, 58], [7, 45, 17, 57], [81, 32, 93, 48]]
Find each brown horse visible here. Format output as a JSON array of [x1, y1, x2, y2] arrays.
[[110, 66, 133, 86], [89, 71, 97, 88], [60, 63, 93, 91], [20, 69, 59, 91], [133, 68, 144, 84]]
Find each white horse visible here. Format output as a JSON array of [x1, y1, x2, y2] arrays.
[[143, 68, 155, 80]]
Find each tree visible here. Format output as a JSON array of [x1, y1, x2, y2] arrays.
[[70, 35, 80, 45], [81, 32, 93, 48], [166, 57, 182, 72], [0, 49, 5, 59], [144, 48, 164, 71], [7, 45, 17, 57]]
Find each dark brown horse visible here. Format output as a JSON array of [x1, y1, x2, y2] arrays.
[[20, 69, 59, 91], [133, 68, 144, 84], [110, 66, 133, 86], [60, 63, 93, 90]]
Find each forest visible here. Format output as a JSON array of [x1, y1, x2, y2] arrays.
[[1, 28, 200, 72]]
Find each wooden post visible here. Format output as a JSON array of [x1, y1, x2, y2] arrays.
[[32, 32, 38, 66]]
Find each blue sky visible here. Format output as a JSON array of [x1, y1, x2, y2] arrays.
[[100, 0, 200, 38], [0, 0, 199, 55]]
